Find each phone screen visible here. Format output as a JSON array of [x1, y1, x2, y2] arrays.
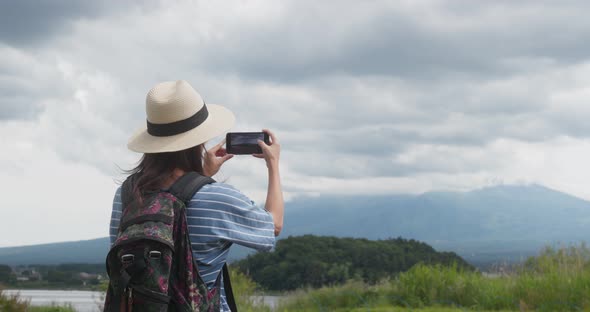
[[226, 132, 268, 154]]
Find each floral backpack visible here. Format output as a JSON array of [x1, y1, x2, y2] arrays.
[[104, 172, 237, 312]]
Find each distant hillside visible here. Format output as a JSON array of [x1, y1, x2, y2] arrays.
[[235, 235, 472, 291], [284, 184, 590, 242], [2, 184, 589, 268], [0, 237, 249, 266], [0, 238, 109, 266], [282, 184, 590, 266]]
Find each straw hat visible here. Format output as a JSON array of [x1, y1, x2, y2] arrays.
[[127, 80, 235, 153]]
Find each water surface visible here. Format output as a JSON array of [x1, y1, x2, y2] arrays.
[[4, 289, 280, 311], [4, 289, 102, 312]]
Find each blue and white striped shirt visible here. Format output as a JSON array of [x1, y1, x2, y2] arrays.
[[109, 182, 275, 311]]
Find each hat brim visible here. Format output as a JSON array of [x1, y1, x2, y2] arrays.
[[127, 104, 235, 153]]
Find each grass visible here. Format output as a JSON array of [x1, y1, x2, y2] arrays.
[[344, 308, 515, 312], [230, 268, 273, 312], [277, 244, 590, 311], [29, 305, 76, 312], [0, 288, 75, 312], [0, 287, 29, 312]]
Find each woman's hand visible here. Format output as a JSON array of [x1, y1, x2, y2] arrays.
[[253, 129, 280, 169], [203, 139, 234, 177]]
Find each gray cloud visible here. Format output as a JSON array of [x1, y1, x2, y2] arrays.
[[197, 1, 590, 82], [2, 0, 590, 188], [0, 0, 156, 47], [0, 95, 41, 120], [0, 76, 39, 119], [0, 1, 101, 46]]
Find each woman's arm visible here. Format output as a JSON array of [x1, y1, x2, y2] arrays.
[[265, 161, 284, 236], [255, 129, 284, 236]]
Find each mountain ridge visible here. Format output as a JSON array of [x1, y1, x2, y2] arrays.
[[2, 184, 589, 267]]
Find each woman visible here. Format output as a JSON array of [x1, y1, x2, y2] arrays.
[[108, 80, 284, 311]]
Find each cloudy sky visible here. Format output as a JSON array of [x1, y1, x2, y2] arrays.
[[2, 0, 590, 247]]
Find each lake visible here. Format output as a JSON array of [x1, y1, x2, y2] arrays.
[[3, 289, 103, 311], [3, 289, 280, 311]]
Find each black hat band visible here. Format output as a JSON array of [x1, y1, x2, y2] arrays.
[[147, 103, 209, 137]]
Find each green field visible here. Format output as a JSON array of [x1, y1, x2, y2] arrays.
[[342, 308, 514, 312], [275, 244, 590, 311]]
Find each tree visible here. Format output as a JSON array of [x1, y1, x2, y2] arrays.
[[0, 264, 15, 284], [46, 270, 69, 284]]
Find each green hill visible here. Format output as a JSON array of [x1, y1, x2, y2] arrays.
[[235, 235, 472, 291]]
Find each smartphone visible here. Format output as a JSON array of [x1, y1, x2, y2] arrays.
[[226, 132, 270, 155]]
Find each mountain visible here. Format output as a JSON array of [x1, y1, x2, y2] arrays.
[[282, 184, 590, 266], [0, 237, 251, 266], [2, 184, 588, 267], [0, 237, 109, 266], [284, 184, 590, 241]]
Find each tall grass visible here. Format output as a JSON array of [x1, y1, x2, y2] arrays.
[[229, 268, 272, 312], [0, 287, 29, 312], [0, 288, 75, 311], [279, 244, 590, 311], [29, 304, 76, 312]]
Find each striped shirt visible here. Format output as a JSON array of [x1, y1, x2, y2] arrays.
[[109, 182, 275, 311]]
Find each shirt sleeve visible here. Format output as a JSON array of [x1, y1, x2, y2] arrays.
[[109, 187, 123, 247], [187, 182, 276, 251]]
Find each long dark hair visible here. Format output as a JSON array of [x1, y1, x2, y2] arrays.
[[125, 144, 204, 203]]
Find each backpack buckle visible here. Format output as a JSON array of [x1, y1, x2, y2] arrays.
[[149, 250, 162, 259], [121, 254, 135, 264]]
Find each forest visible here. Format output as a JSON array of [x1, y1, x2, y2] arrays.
[[0, 263, 104, 289], [234, 235, 472, 291]]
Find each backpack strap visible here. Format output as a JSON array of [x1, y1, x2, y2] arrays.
[[168, 171, 215, 203], [223, 263, 238, 312], [169, 172, 238, 312], [120, 172, 213, 207]]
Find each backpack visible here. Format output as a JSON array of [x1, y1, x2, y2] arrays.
[[104, 172, 237, 312]]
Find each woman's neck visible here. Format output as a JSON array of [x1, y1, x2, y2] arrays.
[[161, 168, 186, 189]]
